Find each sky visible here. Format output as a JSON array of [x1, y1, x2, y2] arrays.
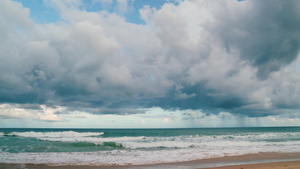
[[1, 0, 300, 128]]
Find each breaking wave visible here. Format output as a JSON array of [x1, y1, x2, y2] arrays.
[[4, 131, 104, 139]]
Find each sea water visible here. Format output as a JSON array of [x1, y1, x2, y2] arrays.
[[0, 127, 300, 166]]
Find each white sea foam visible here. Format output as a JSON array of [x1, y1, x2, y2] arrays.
[[0, 150, 258, 166], [38, 135, 145, 143], [0, 150, 213, 166], [8, 131, 104, 139], [1, 143, 300, 166], [233, 132, 300, 141]]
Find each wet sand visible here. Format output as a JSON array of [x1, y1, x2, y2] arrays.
[[200, 161, 300, 169]]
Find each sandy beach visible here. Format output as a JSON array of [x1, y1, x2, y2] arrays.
[[1, 161, 300, 169], [200, 161, 300, 169]]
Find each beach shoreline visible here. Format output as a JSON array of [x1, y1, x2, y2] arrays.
[[1, 152, 300, 169], [199, 161, 300, 169]]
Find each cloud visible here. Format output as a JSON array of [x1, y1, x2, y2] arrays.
[[116, 0, 129, 14], [207, 0, 300, 80], [0, 0, 33, 32], [181, 110, 300, 127], [0, 104, 63, 121], [1, 0, 300, 121]]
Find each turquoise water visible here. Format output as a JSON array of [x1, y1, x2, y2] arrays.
[[1, 127, 300, 166]]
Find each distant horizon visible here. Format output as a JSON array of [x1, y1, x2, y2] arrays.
[[1, 126, 300, 129]]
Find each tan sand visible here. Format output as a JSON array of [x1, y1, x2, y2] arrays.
[[199, 161, 300, 169], [2, 161, 300, 169]]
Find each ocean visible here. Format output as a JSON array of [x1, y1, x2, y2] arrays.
[[1, 127, 300, 166]]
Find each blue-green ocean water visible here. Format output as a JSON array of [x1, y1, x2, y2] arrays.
[[1, 127, 300, 166]]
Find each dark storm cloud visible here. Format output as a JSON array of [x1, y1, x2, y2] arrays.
[[211, 0, 300, 80], [147, 82, 247, 111], [1, 0, 300, 118]]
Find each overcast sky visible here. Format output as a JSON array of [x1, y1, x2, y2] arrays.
[[1, 0, 300, 128]]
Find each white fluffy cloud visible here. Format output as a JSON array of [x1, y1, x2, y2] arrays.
[[0, 104, 63, 121]]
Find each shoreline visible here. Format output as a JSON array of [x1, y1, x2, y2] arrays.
[[199, 161, 300, 169], [1, 152, 300, 169]]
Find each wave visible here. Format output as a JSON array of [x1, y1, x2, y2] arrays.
[[69, 141, 123, 149], [5, 131, 104, 139], [3, 131, 300, 150], [69, 142, 99, 147], [102, 142, 123, 148], [226, 132, 300, 142]]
